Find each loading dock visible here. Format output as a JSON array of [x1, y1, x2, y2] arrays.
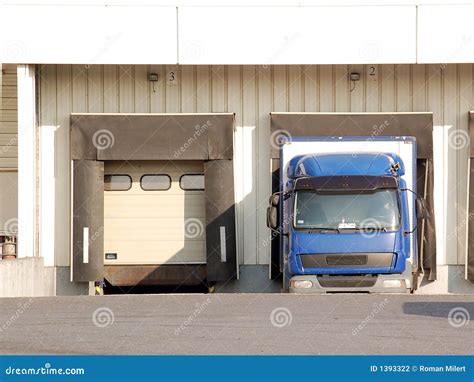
[[70, 113, 236, 287], [104, 161, 206, 266], [269, 112, 437, 288], [103, 160, 207, 286], [2, 63, 473, 296], [1, 2, 474, 297]]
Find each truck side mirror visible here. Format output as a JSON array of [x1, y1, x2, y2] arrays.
[[266, 206, 278, 229], [416, 196, 430, 220], [269, 194, 280, 206]]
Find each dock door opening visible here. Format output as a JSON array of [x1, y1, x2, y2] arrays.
[[269, 112, 436, 286], [104, 160, 206, 266], [70, 114, 236, 286]]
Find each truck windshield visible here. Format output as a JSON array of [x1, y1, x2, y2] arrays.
[[294, 189, 400, 231]]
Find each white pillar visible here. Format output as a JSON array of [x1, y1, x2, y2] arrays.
[[17, 64, 36, 258], [40, 126, 55, 266], [433, 125, 447, 267]]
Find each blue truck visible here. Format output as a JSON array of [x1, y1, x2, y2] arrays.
[[267, 136, 427, 293]]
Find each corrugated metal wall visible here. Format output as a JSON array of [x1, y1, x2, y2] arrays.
[[0, 64, 18, 235], [38, 64, 474, 268], [0, 64, 17, 169]]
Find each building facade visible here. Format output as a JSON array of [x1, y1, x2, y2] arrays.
[[1, 1, 473, 295]]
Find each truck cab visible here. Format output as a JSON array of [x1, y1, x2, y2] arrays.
[[267, 136, 426, 293]]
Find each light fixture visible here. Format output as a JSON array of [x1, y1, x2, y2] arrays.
[[349, 72, 360, 92], [148, 73, 159, 92], [349, 72, 360, 81], [290, 280, 313, 289], [383, 279, 405, 288]]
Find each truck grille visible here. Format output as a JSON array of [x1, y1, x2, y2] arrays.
[[317, 275, 377, 288], [326, 255, 367, 266], [300, 253, 395, 268]]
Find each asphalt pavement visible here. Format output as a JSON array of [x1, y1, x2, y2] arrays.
[[0, 294, 472, 355]]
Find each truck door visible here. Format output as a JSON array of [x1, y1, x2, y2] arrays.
[[71, 160, 104, 282]]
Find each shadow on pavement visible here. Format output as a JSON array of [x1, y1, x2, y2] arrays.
[[403, 301, 474, 319]]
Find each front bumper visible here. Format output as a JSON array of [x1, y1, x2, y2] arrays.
[[289, 272, 412, 294]]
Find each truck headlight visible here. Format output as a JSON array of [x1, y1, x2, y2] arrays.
[[383, 279, 405, 288], [290, 280, 313, 289]]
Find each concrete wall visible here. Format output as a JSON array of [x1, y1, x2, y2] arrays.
[[0, 257, 54, 297], [37, 64, 474, 284], [2, 3, 473, 65]]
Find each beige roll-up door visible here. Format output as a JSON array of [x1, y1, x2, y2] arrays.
[[104, 160, 206, 265], [0, 64, 17, 170]]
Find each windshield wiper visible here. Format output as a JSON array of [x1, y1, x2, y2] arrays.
[[306, 228, 341, 234], [356, 227, 388, 232]]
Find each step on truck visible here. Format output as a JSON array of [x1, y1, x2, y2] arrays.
[[267, 136, 428, 293]]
